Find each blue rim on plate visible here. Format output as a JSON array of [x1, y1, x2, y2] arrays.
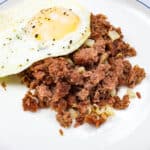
[[137, 0, 150, 9], [0, 0, 150, 8], [0, 0, 7, 5]]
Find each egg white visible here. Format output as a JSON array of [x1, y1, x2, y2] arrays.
[[0, 0, 91, 77]]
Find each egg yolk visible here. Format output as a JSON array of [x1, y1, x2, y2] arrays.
[[26, 7, 80, 41]]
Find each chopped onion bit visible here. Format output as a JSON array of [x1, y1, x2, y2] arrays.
[[100, 52, 109, 64], [110, 89, 117, 97], [108, 30, 120, 41], [92, 104, 114, 116], [85, 39, 95, 47], [78, 66, 85, 74], [69, 108, 78, 119], [66, 58, 74, 65], [126, 89, 136, 99], [116, 52, 123, 58]]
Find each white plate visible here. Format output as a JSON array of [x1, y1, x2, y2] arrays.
[[0, 0, 150, 150]]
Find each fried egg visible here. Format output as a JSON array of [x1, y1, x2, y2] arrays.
[[0, 0, 91, 77]]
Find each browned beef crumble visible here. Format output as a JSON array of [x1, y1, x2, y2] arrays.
[[59, 129, 64, 136], [136, 92, 141, 99], [21, 14, 145, 128], [1, 81, 7, 91]]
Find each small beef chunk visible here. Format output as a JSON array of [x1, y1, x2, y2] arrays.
[[29, 59, 50, 72], [102, 59, 124, 90], [85, 113, 107, 127], [98, 97, 116, 107], [66, 95, 78, 108], [73, 48, 98, 66], [77, 89, 89, 101], [30, 63, 46, 72], [74, 114, 85, 127], [93, 87, 110, 103], [28, 80, 40, 89], [48, 58, 72, 81], [52, 82, 71, 102], [90, 64, 108, 86], [113, 95, 130, 109], [83, 64, 110, 89], [77, 101, 90, 114], [32, 71, 45, 80], [57, 99, 68, 113], [110, 58, 124, 76], [119, 60, 132, 85], [93, 39, 105, 54], [106, 40, 136, 57], [102, 72, 118, 90], [90, 14, 111, 40], [23, 91, 38, 112], [35, 85, 52, 108], [128, 65, 146, 88], [56, 111, 72, 128], [67, 70, 83, 85]]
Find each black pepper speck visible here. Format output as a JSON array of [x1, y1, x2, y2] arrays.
[[19, 64, 22, 67], [35, 34, 39, 38], [1, 65, 4, 69], [69, 40, 73, 44]]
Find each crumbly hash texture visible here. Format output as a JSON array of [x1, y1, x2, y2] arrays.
[[20, 14, 145, 128]]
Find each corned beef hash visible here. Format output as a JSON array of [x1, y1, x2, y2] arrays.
[[0, 0, 145, 128]]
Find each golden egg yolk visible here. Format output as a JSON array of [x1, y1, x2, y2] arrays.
[[26, 7, 80, 41]]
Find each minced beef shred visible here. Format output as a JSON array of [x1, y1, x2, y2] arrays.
[[21, 14, 145, 128]]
